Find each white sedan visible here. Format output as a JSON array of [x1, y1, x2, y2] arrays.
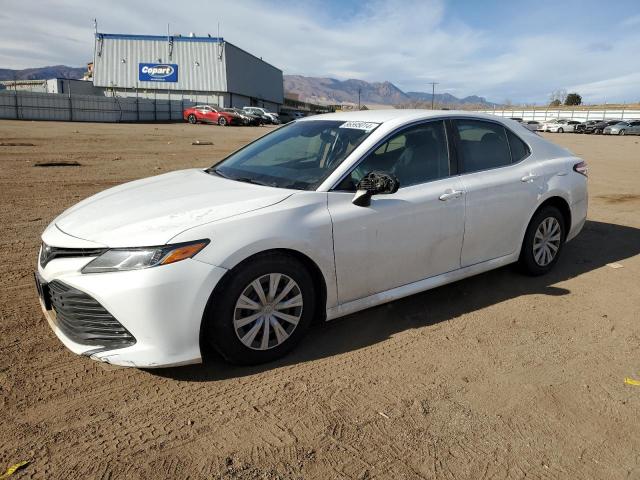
[[36, 110, 588, 368], [543, 119, 581, 133]]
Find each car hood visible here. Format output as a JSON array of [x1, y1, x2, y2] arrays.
[[54, 169, 294, 247]]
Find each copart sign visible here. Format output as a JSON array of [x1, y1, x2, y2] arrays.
[[139, 63, 178, 82]]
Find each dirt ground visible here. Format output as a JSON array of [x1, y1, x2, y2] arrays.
[[0, 120, 639, 479]]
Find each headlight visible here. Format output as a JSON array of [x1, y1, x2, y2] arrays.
[[81, 239, 209, 274]]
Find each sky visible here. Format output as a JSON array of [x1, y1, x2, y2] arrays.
[[1, 0, 639, 104]]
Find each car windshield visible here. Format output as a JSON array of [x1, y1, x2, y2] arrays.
[[209, 120, 379, 190]]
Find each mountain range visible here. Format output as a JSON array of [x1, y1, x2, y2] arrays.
[[0, 65, 85, 81], [284, 75, 493, 107]]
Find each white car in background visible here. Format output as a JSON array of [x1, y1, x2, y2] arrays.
[[543, 119, 581, 133], [35, 110, 588, 368]]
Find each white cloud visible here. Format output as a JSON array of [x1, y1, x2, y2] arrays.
[[0, 0, 638, 103], [568, 72, 640, 104]]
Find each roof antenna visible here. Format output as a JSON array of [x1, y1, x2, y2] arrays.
[[217, 22, 224, 60], [93, 18, 98, 35]]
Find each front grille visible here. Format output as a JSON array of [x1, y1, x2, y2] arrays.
[[40, 243, 107, 268], [47, 280, 136, 349]]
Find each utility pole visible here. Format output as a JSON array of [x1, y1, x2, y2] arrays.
[[428, 82, 439, 110], [358, 87, 361, 111]]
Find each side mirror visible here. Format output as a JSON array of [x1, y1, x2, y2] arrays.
[[352, 171, 400, 207]]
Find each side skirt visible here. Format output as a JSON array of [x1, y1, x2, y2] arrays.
[[325, 252, 519, 321]]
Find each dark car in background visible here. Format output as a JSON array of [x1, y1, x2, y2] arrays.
[[575, 120, 600, 134], [224, 108, 263, 126], [589, 119, 622, 134], [243, 107, 281, 124], [279, 110, 308, 123]]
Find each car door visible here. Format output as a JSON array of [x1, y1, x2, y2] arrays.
[[451, 119, 541, 267], [327, 120, 466, 304], [196, 106, 212, 123]]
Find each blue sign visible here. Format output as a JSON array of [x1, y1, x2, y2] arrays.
[[139, 63, 178, 82]]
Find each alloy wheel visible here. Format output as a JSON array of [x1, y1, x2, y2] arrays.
[[533, 217, 562, 266], [233, 273, 303, 350]]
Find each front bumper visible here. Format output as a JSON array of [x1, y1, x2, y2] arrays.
[[37, 240, 227, 368]]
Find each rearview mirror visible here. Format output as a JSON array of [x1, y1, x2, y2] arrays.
[[352, 171, 400, 207]]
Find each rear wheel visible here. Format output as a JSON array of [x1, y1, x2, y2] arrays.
[[557, 127, 564, 133], [188, 114, 197, 124], [218, 116, 228, 126], [619, 129, 626, 136], [519, 206, 566, 276], [204, 254, 316, 365]]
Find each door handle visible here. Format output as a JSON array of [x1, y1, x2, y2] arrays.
[[439, 189, 464, 201], [521, 173, 539, 183]]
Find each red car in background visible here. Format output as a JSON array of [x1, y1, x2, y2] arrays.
[[183, 105, 241, 126]]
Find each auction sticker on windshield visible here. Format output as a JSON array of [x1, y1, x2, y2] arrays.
[[340, 121, 380, 131]]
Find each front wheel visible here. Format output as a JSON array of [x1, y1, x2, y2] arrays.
[[619, 129, 626, 136], [218, 116, 228, 126], [187, 114, 197, 124], [203, 254, 316, 365], [557, 127, 564, 133], [519, 206, 566, 276]]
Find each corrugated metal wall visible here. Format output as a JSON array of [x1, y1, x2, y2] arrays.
[[225, 43, 284, 105], [0, 91, 193, 122], [94, 35, 227, 92]]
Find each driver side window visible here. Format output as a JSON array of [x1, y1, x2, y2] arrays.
[[335, 121, 450, 191]]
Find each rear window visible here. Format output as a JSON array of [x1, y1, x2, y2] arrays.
[[506, 130, 530, 162], [454, 120, 512, 173]]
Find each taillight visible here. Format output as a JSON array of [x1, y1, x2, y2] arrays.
[[573, 161, 588, 177]]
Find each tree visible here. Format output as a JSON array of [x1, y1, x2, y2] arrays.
[[549, 99, 561, 107], [549, 88, 567, 105], [565, 93, 582, 106]]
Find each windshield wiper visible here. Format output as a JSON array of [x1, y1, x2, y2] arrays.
[[208, 168, 230, 179], [233, 177, 272, 187], [209, 168, 274, 187]]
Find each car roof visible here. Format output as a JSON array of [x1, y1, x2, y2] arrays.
[[298, 109, 509, 125]]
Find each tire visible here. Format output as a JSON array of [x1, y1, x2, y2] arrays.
[[619, 129, 626, 136], [557, 127, 564, 133], [188, 114, 197, 124], [518, 205, 566, 276], [203, 253, 316, 365], [218, 116, 227, 126]]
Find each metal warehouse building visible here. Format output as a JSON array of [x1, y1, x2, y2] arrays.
[[92, 33, 283, 111]]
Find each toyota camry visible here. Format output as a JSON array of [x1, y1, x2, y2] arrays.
[[35, 110, 588, 368]]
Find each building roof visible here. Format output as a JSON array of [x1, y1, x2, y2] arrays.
[[97, 33, 223, 43]]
